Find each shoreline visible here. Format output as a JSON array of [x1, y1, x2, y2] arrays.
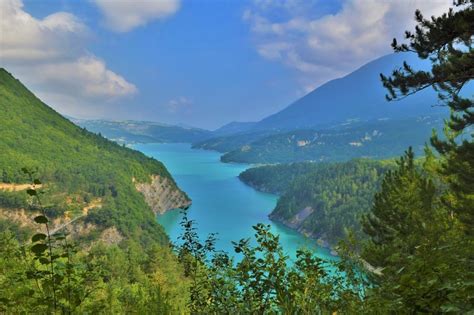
[[240, 178, 339, 256]]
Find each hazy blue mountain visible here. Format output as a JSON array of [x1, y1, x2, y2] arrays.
[[212, 121, 257, 136], [73, 119, 212, 144], [253, 53, 447, 131], [193, 53, 462, 153]]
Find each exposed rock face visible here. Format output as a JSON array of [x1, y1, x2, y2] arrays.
[[269, 207, 314, 231], [0, 208, 97, 237], [135, 175, 191, 214], [286, 207, 314, 229], [99, 227, 123, 245], [269, 206, 336, 255]]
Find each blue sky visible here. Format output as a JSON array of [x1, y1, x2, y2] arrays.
[[0, 0, 452, 129]]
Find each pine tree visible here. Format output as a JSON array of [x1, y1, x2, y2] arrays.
[[367, 1, 474, 311], [363, 148, 436, 269], [380, 0, 474, 234]]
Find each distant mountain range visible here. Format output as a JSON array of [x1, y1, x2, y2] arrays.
[[72, 119, 212, 144], [211, 121, 257, 136], [74, 52, 471, 165]]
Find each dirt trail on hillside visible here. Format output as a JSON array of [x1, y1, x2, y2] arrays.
[[82, 199, 102, 216], [52, 199, 102, 233], [0, 183, 43, 191], [0, 198, 102, 234]]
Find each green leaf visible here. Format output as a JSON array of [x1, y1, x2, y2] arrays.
[[31, 233, 47, 242], [34, 215, 48, 224], [441, 305, 461, 312], [0, 298, 10, 305], [25, 271, 35, 279], [31, 243, 48, 255], [39, 257, 50, 265], [33, 179, 42, 185], [52, 232, 66, 240]]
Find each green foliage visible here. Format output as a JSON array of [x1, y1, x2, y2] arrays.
[[175, 212, 368, 314], [363, 148, 437, 267], [0, 175, 190, 314], [0, 190, 28, 209], [0, 68, 189, 245], [359, 149, 473, 312], [239, 161, 323, 194], [1, 2, 473, 313], [361, 2, 474, 311], [381, 0, 474, 235], [241, 159, 394, 246]]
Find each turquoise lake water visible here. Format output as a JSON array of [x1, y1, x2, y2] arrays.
[[135, 143, 334, 262]]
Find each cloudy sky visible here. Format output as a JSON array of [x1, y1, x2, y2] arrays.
[[0, 0, 452, 129]]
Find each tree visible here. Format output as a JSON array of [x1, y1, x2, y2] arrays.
[[370, 1, 474, 311], [380, 0, 474, 234], [175, 212, 366, 313], [363, 148, 437, 267]]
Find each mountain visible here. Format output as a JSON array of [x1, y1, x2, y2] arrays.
[[212, 121, 257, 136], [252, 53, 447, 131], [73, 118, 212, 144], [192, 129, 275, 153], [217, 115, 443, 164], [0, 68, 190, 245], [193, 53, 457, 159]]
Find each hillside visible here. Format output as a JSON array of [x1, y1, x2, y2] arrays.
[[0, 68, 190, 245], [73, 118, 212, 144], [220, 116, 443, 164], [239, 162, 325, 195], [211, 121, 257, 136], [192, 129, 276, 153], [240, 159, 394, 247]]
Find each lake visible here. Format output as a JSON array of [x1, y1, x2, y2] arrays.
[[135, 143, 335, 262]]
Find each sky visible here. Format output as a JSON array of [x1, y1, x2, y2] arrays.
[[0, 0, 453, 130]]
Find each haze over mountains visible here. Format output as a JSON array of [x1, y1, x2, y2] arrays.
[[71, 52, 467, 166], [81, 53, 448, 136], [214, 53, 451, 134], [251, 53, 443, 131], [73, 118, 212, 144]]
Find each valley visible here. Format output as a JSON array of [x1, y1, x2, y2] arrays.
[[1, 0, 472, 310], [134, 143, 335, 260]]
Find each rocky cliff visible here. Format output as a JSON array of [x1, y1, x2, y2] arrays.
[[135, 175, 191, 214]]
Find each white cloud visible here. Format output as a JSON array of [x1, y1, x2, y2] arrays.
[[166, 96, 193, 113], [244, 0, 453, 90], [23, 55, 137, 98], [0, 0, 88, 63], [93, 0, 180, 32], [0, 0, 137, 116]]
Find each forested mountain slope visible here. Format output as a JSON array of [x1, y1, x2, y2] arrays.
[[192, 129, 276, 153], [240, 159, 395, 246], [0, 68, 190, 245], [220, 116, 442, 164]]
